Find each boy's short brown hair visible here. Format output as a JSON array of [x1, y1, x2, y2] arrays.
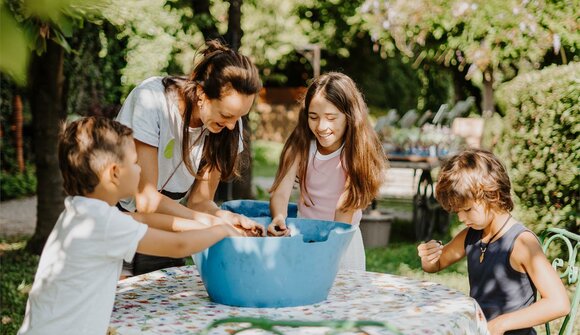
[[58, 117, 133, 196], [436, 148, 514, 213]]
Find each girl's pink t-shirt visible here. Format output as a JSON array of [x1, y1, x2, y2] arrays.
[[298, 141, 362, 224]]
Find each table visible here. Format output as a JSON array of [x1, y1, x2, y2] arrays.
[[387, 155, 449, 241], [109, 266, 488, 335]]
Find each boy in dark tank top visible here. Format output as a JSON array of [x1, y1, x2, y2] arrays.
[[417, 149, 570, 335]]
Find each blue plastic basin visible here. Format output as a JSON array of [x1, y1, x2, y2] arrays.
[[193, 200, 355, 307]]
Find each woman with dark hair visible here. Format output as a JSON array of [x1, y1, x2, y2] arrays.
[[116, 40, 262, 275]]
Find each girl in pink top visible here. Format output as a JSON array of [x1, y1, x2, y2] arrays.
[[268, 72, 387, 270]]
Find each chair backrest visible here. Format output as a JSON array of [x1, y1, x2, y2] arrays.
[[398, 109, 418, 128], [540, 227, 579, 335]]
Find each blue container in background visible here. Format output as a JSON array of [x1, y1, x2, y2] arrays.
[[193, 200, 355, 308]]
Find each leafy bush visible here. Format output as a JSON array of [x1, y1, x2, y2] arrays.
[[495, 63, 579, 234], [0, 166, 36, 201]]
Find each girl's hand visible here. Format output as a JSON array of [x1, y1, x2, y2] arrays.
[[417, 240, 443, 264], [268, 216, 291, 237]]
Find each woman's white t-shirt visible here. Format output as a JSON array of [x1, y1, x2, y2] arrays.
[[116, 77, 242, 211]]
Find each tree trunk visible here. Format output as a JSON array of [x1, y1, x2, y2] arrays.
[[193, 0, 253, 201], [26, 40, 67, 255], [191, 0, 220, 41], [482, 69, 495, 118], [231, 115, 253, 199], [222, 0, 252, 200], [224, 0, 242, 51], [451, 66, 482, 110], [13, 94, 24, 173]]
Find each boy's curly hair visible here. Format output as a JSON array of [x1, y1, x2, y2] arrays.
[[436, 148, 514, 213], [58, 117, 133, 196]]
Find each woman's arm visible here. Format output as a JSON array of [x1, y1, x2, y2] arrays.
[[268, 156, 300, 236], [186, 167, 262, 233], [134, 140, 225, 226], [186, 167, 222, 215], [486, 232, 570, 335], [417, 228, 467, 273]]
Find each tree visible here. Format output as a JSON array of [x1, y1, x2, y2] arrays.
[[1, 0, 108, 253], [179, 0, 253, 199], [362, 0, 579, 116]]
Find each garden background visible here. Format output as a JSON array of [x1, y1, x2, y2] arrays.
[[0, 1, 578, 334]]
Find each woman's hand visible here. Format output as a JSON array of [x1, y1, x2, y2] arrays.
[[216, 210, 265, 237], [267, 215, 291, 237]]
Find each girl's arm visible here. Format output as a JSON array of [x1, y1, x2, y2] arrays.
[[417, 227, 468, 272], [129, 212, 210, 232], [134, 140, 225, 226], [486, 232, 570, 335], [268, 156, 300, 236], [334, 190, 355, 224], [136, 224, 243, 258]]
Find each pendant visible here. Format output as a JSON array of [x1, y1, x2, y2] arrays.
[[479, 251, 485, 263]]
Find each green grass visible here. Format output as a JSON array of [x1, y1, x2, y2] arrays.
[[0, 239, 39, 335], [366, 242, 469, 295], [251, 140, 283, 178]]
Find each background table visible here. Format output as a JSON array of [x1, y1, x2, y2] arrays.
[[109, 266, 488, 335], [387, 155, 449, 242]]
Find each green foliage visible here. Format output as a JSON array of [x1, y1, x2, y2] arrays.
[[0, 166, 37, 201], [495, 63, 579, 234], [0, 3, 29, 84], [252, 140, 283, 167], [64, 21, 127, 116], [0, 0, 109, 85], [104, 0, 204, 91], [251, 140, 283, 179], [363, 0, 579, 84], [0, 241, 39, 335]]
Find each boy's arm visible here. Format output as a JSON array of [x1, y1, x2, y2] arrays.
[[417, 228, 467, 272], [129, 212, 210, 232], [486, 231, 570, 335], [136, 224, 242, 258], [268, 156, 300, 236]]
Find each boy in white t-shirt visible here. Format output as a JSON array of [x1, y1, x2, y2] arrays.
[[18, 117, 248, 335]]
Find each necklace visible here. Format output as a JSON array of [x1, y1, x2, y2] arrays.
[[479, 214, 512, 263]]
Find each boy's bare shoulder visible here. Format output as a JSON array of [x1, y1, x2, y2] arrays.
[[511, 229, 544, 264]]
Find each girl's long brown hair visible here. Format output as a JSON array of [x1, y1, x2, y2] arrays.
[[162, 40, 261, 180], [270, 72, 387, 211]]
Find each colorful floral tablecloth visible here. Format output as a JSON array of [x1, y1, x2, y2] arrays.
[[109, 266, 488, 335]]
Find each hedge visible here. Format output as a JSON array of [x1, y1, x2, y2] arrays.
[[495, 62, 579, 234]]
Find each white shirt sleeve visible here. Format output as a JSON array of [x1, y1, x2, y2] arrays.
[[116, 81, 162, 148], [104, 209, 148, 262]]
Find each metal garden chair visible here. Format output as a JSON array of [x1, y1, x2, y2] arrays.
[[540, 227, 579, 335]]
